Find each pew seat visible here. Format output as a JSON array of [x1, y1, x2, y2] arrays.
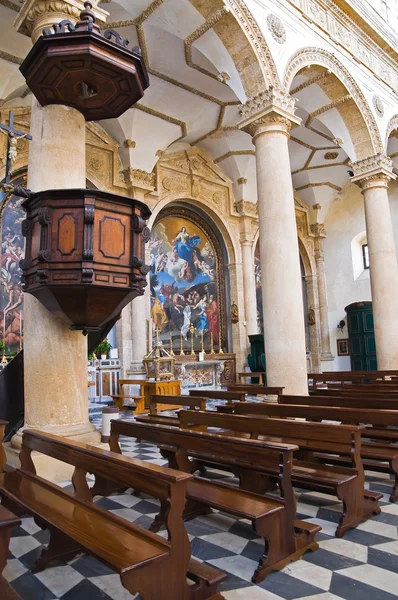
[[0, 504, 22, 600]]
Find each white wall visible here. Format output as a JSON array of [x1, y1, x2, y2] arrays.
[[323, 178, 398, 370]]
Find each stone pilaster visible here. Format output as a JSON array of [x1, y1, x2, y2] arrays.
[[239, 87, 308, 394], [311, 223, 334, 361], [351, 154, 398, 370]]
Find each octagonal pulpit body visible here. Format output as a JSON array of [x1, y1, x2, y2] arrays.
[[19, 8, 149, 121], [20, 189, 151, 331]]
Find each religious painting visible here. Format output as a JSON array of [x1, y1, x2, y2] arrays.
[[0, 180, 25, 353], [254, 241, 263, 333], [337, 339, 350, 356], [149, 208, 226, 353]]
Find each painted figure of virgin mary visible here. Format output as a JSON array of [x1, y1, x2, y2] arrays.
[[172, 226, 201, 263]]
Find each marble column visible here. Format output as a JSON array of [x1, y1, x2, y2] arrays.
[[312, 225, 334, 361], [239, 88, 308, 394], [352, 155, 398, 369], [8, 1, 108, 476], [240, 236, 258, 337]]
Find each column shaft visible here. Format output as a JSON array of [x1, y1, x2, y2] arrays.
[[363, 180, 398, 369], [21, 99, 98, 441], [254, 122, 308, 393], [241, 240, 258, 337], [314, 239, 333, 361]]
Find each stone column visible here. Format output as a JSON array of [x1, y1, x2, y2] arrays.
[[311, 224, 334, 361], [8, 1, 108, 476], [240, 237, 258, 337], [352, 154, 398, 369], [239, 88, 308, 394]]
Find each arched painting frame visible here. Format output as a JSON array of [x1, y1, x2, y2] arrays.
[[149, 205, 228, 353]]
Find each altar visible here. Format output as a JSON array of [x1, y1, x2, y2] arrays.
[[174, 353, 236, 389]]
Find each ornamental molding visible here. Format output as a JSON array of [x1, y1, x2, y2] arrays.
[[283, 48, 383, 155], [385, 115, 398, 150], [238, 87, 300, 136], [124, 168, 156, 190], [267, 13, 286, 44], [310, 222, 326, 238], [286, 0, 398, 97], [373, 95, 384, 118], [234, 199, 258, 217], [350, 153, 395, 187], [0, 50, 23, 65]]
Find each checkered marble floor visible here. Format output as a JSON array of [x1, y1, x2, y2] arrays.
[[3, 410, 398, 600]]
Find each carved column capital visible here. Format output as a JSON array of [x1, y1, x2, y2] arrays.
[[350, 154, 396, 191], [234, 199, 258, 217], [15, 0, 108, 42], [238, 86, 301, 140]]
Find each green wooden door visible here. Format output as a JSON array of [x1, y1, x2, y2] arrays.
[[345, 302, 377, 371]]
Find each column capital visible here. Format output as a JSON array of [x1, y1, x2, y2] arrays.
[[238, 86, 301, 140], [310, 222, 326, 239], [350, 154, 396, 191], [15, 0, 108, 43], [234, 199, 258, 218]]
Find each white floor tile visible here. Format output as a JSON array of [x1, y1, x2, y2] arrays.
[[9, 535, 41, 558], [35, 565, 84, 597], [298, 594, 346, 600], [338, 564, 398, 596], [356, 519, 398, 539], [200, 532, 251, 554], [3, 559, 27, 583], [208, 555, 259, 582], [305, 518, 337, 537], [109, 508, 143, 522], [371, 540, 398, 555], [380, 503, 398, 515], [20, 517, 41, 535], [319, 538, 368, 563], [296, 502, 321, 517], [90, 574, 139, 599], [107, 494, 143, 508], [224, 588, 284, 599], [282, 560, 332, 591]]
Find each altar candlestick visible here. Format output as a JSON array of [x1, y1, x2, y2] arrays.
[[201, 330, 206, 355], [210, 331, 215, 355], [169, 330, 175, 356], [155, 327, 161, 345], [179, 331, 185, 356], [218, 326, 224, 354], [190, 324, 196, 356]]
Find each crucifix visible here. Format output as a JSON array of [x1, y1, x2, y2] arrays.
[[0, 110, 32, 199]]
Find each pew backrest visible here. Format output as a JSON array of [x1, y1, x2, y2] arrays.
[[230, 402, 398, 427], [227, 385, 284, 396], [0, 420, 6, 472], [281, 394, 398, 410], [189, 390, 246, 403], [179, 410, 363, 461], [149, 395, 207, 415]]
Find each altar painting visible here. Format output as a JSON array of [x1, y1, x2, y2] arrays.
[[254, 241, 263, 333], [0, 189, 24, 351], [149, 215, 220, 352]]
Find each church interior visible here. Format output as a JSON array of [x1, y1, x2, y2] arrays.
[[1, 0, 398, 598]]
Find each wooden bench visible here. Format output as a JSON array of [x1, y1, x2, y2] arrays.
[[281, 394, 398, 410], [179, 410, 380, 537], [227, 385, 284, 396], [228, 402, 398, 503], [189, 390, 246, 406], [310, 388, 398, 399], [0, 430, 226, 600], [0, 504, 22, 600], [321, 370, 398, 381], [237, 372, 266, 384], [109, 419, 321, 583], [135, 395, 207, 427]]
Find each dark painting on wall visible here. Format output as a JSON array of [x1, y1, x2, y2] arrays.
[[0, 187, 25, 352], [254, 240, 263, 333], [149, 213, 221, 352]]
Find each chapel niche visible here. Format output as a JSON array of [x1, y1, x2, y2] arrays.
[[149, 205, 228, 355]]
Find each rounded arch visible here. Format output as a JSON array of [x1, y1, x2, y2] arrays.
[[298, 236, 314, 277], [148, 193, 238, 265], [385, 114, 398, 150], [224, 0, 279, 90], [282, 47, 383, 155]]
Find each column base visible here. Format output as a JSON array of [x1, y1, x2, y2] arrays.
[[6, 422, 101, 482], [321, 352, 335, 361]]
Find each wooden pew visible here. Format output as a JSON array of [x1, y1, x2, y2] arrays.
[[227, 385, 284, 396], [308, 373, 365, 389], [178, 410, 380, 537], [310, 388, 398, 399], [135, 395, 207, 427], [189, 390, 246, 406], [0, 504, 22, 600], [321, 370, 398, 380], [0, 430, 226, 600], [110, 419, 321, 583], [336, 383, 398, 392], [236, 372, 266, 384], [227, 402, 398, 503], [281, 394, 398, 410]]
